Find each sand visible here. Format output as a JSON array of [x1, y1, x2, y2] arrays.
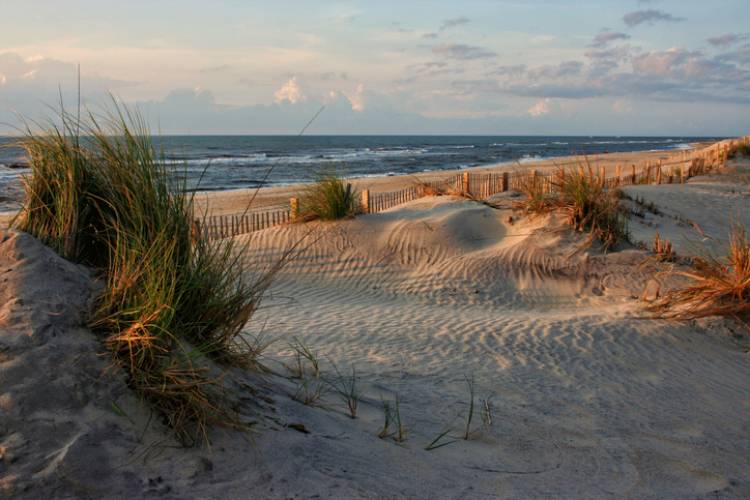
[[1, 153, 749, 498]]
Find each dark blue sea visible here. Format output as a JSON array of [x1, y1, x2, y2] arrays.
[[0, 135, 724, 210]]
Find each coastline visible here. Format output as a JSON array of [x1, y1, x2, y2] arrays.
[[191, 143, 704, 216], [0, 140, 725, 224]]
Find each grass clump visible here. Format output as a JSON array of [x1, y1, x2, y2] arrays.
[[327, 362, 360, 418], [300, 172, 358, 220], [517, 166, 629, 251], [652, 232, 676, 262], [13, 104, 274, 444], [729, 143, 750, 159], [651, 221, 750, 320]]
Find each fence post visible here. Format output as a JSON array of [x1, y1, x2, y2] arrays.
[[615, 165, 622, 186], [631, 164, 636, 184], [290, 197, 299, 222], [361, 189, 370, 213], [462, 172, 470, 195], [656, 162, 662, 184], [502, 172, 509, 192]]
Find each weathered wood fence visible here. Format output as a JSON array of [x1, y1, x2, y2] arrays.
[[201, 207, 292, 239], [203, 136, 749, 239]]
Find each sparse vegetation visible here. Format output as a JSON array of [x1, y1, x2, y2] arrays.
[[300, 172, 359, 220], [293, 378, 325, 406], [327, 362, 360, 418], [13, 104, 276, 444], [393, 394, 407, 443], [424, 427, 456, 451], [377, 399, 394, 439], [463, 375, 476, 440], [652, 232, 676, 262], [516, 166, 629, 250], [376, 395, 406, 442], [288, 337, 321, 379], [728, 143, 750, 159], [651, 221, 750, 319]]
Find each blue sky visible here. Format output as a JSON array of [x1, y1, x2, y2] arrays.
[[0, 0, 748, 135]]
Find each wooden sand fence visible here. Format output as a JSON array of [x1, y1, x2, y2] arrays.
[[203, 136, 749, 239]]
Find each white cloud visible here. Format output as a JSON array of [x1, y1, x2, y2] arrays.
[[346, 83, 365, 112], [0, 74, 6, 85], [273, 77, 304, 104], [528, 98, 551, 117], [612, 99, 633, 114]]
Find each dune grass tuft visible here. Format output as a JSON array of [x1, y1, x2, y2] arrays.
[[517, 166, 629, 251], [651, 221, 750, 320], [652, 232, 676, 262], [13, 104, 275, 444], [729, 143, 750, 159], [300, 172, 359, 220]]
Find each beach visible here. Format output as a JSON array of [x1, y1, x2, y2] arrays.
[[191, 146, 703, 215], [2, 139, 749, 498]]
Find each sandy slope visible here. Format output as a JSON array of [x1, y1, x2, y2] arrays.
[[238, 189, 750, 498], [622, 158, 750, 257], [1, 165, 749, 498]]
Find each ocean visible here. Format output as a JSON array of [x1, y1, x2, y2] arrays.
[[0, 135, 724, 210]]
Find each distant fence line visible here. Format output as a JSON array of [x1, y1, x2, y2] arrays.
[[203, 135, 749, 239]]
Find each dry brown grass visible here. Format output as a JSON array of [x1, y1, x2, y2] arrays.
[[515, 166, 629, 250], [651, 221, 750, 320], [652, 232, 676, 262], [412, 178, 464, 198]]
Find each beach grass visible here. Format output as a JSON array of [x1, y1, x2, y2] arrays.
[[517, 166, 629, 250], [300, 172, 359, 220], [651, 221, 750, 319], [13, 103, 273, 444]]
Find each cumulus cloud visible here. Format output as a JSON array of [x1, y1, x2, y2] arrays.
[[432, 44, 496, 60], [707, 33, 748, 48], [623, 9, 684, 27], [528, 98, 551, 117], [631, 48, 697, 76], [346, 83, 365, 112], [0, 52, 136, 129], [590, 31, 631, 48], [273, 77, 304, 104]]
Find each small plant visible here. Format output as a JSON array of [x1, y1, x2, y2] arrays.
[[327, 362, 360, 418], [377, 399, 394, 439], [516, 172, 554, 214], [463, 374, 476, 440], [424, 427, 457, 451], [393, 394, 406, 443], [287, 337, 320, 379], [293, 378, 325, 406], [377, 395, 406, 442], [651, 221, 750, 319], [300, 172, 359, 220], [729, 143, 750, 159], [516, 165, 629, 250], [652, 232, 676, 262]]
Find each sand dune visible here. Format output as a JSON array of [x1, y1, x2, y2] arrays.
[[238, 184, 750, 497], [1, 159, 749, 498]]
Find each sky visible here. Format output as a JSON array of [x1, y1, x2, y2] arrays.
[[0, 0, 748, 135]]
